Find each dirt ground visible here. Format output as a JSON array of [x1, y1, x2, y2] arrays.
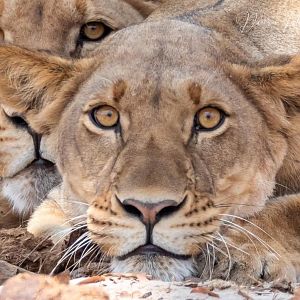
[[0, 199, 21, 229]]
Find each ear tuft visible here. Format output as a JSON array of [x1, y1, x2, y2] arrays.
[[0, 46, 73, 112], [123, 0, 163, 17], [227, 55, 300, 133], [0, 45, 93, 133]]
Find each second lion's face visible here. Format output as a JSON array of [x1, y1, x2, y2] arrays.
[[0, 0, 147, 57]]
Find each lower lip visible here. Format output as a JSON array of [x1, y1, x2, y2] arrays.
[[118, 245, 191, 261]]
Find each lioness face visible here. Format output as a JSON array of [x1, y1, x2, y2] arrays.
[[0, 21, 294, 280], [52, 22, 287, 280]]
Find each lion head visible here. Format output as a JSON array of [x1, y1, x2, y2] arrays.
[[0, 20, 298, 280]]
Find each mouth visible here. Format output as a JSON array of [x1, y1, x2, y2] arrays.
[[20, 158, 55, 174], [8, 158, 56, 179], [118, 244, 191, 261], [31, 158, 55, 168]]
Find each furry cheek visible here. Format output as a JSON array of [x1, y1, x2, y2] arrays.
[[87, 203, 146, 257]]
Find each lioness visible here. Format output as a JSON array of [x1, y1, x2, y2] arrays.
[[0, 0, 299, 283], [0, 0, 161, 217]]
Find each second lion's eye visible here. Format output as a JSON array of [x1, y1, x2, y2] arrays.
[[80, 22, 112, 41], [90, 105, 119, 129]]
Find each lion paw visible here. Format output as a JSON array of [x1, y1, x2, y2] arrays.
[[199, 240, 296, 285]]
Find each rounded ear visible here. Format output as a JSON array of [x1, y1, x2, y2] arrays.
[[226, 55, 300, 133], [0, 45, 94, 133], [123, 0, 163, 17], [226, 56, 300, 195]]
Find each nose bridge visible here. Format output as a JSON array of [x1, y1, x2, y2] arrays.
[[116, 133, 188, 203]]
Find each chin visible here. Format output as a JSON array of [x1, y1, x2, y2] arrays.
[[110, 255, 197, 281]]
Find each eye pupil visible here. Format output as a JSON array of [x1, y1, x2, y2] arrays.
[[205, 112, 212, 119]]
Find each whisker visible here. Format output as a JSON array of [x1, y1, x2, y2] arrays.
[[216, 231, 232, 280], [66, 242, 96, 272], [208, 233, 250, 256], [49, 224, 87, 252], [64, 237, 91, 269], [198, 245, 208, 279], [219, 218, 280, 259], [220, 213, 279, 243], [223, 224, 264, 274], [50, 233, 89, 275], [206, 243, 212, 280], [201, 236, 229, 257], [215, 203, 266, 208]]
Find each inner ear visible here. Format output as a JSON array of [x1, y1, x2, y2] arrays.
[[31, 68, 94, 134], [0, 45, 94, 133], [123, 0, 162, 17], [226, 55, 300, 131]]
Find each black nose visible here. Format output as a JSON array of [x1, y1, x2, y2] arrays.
[[122, 199, 183, 226], [119, 197, 186, 243], [27, 127, 42, 160]]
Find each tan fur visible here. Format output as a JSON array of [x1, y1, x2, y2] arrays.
[[1, 0, 300, 283], [0, 0, 161, 217]]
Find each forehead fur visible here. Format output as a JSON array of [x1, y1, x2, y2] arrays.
[[79, 21, 241, 107], [94, 20, 220, 72]]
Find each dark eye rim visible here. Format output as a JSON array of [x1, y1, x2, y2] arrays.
[[89, 106, 120, 130], [79, 21, 113, 42], [194, 107, 226, 132], [3, 111, 29, 129], [0, 28, 4, 40]]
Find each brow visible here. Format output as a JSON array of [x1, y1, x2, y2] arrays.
[[75, 0, 87, 18]]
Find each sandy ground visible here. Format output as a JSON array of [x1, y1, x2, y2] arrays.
[[71, 276, 299, 300], [0, 273, 299, 300]]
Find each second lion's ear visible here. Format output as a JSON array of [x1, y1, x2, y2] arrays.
[[0, 45, 93, 133], [124, 0, 163, 17]]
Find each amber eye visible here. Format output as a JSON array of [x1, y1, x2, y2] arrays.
[[91, 105, 119, 129], [81, 22, 111, 41], [0, 29, 4, 41], [195, 107, 225, 131]]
